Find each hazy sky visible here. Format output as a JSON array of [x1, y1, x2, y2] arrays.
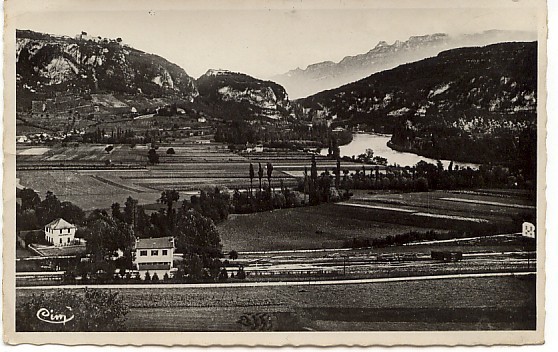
[[13, 1, 539, 79]]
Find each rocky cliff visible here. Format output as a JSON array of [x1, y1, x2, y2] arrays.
[[16, 30, 198, 111], [195, 69, 291, 121]]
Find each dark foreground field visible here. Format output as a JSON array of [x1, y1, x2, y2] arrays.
[[16, 275, 536, 331]]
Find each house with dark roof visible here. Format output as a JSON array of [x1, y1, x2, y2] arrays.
[[133, 236, 175, 280], [44, 218, 77, 247]]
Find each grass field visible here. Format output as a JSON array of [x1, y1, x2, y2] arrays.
[[219, 204, 435, 252], [16, 275, 536, 331], [218, 190, 533, 252]]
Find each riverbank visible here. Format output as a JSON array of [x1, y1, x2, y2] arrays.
[[387, 140, 482, 168], [322, 133, 480, 169]]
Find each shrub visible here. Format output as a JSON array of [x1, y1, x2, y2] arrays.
[[218, 267, 228, 282], [236, 266, 246, 280], [151, 272, 160, 282], [228, 250, 238, 260]]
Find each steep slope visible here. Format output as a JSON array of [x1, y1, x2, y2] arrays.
[[298, 42, 537, 166], [195, 69, 291, 121], [274, 30, 536, 98], [16, 29, 198, 112]]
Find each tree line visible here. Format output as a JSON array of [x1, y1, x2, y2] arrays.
[[339, 159, 534, 192], [215, 120, 352, 150]]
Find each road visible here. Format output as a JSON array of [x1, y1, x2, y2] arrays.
[[16, 271, 534, 290]]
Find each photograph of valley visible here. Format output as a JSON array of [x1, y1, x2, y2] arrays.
[[7, 0, 544, 343]]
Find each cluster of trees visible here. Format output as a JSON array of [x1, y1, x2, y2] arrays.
[[187, 187, 231, 223], [232, 162, 290, 213], [339, 148, 388, 166], [78, 210, 135, 263], [17, 189, 85, 232], [81, 127, 138, 145], [155, 103, 178, 116], [232, 182, 306, 214], [79, 128, 169, 148], [232, 159, 348, 214], [298, 155, 349, 206], [17, 288, 129, 332]]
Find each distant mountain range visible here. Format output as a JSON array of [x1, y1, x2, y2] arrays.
[[273, 30, 536, 98], [15, 29, 538, 168], [298, 41, 537, 166]]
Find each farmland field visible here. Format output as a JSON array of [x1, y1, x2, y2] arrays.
[[16, 275, 536, 331], [16, 142, 365, 210]]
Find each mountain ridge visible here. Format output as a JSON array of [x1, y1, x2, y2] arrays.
[[274, 30, 537, 98], [297, 41, 537, 167], [16, 30, 292, 123]]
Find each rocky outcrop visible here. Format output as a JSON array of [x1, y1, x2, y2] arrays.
[[196, 69, 291, 120], [16, 29, 198, 111]]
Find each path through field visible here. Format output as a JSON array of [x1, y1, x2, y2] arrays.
[[16, 271, 533, 290]]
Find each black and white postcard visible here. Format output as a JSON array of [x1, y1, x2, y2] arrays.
[[2, 0, 547, 346]]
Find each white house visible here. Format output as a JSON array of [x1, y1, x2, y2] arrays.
[[44, 218, 77, 247], [522, 222, 536, 239], [16, 135, 29, 143], [133, 236, 175, 280]]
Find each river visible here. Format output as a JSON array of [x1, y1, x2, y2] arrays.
[[321, 133, 480, 169]]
